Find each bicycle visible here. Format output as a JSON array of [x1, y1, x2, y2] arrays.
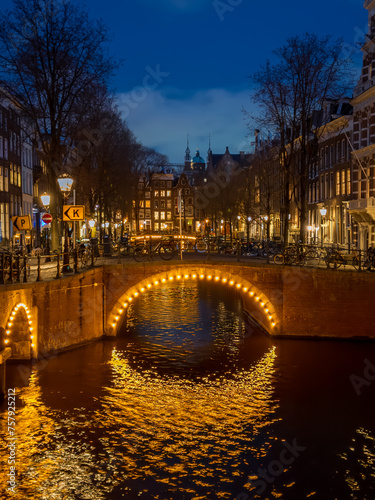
[[324, 246, 360, 270], [273, 245, 305, 266], [133, 238, 176, 262], [79, 244, 98, 268]]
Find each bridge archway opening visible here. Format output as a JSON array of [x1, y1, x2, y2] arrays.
[[4, 303, 37, 360], [107, 267, 279, 337]]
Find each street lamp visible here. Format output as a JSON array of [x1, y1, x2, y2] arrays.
[[320, 208, 327, 248], [57, 173, 74, 272], [40, 192, 51, 261]]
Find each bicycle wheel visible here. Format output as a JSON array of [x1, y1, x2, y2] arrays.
[[133, 244, 148, 262], [273, 253, 284, 265], [304, 248, 319, 266], [195, 239, 207, 253], [285, 247, 297, 265], [80, 251, 89, 268], [325, 251, 341, 269], [177, 239, 191, 252], [159, 242, 175, 260]]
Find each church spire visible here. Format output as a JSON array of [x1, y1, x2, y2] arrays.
[[207, 133, 212, 157], [185, 133, 191, 162]]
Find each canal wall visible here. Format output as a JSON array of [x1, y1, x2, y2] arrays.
[[0, 268, 104, 359]]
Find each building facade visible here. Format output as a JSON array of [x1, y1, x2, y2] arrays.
[[0, 101, 22, 247], [348, 0, 375, 249]]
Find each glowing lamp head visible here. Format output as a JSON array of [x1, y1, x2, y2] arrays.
[[57, 173, 74, 194]]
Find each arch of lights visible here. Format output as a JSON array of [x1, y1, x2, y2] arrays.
[[3, 302, 36, 356], [107, 268, 279, 336]]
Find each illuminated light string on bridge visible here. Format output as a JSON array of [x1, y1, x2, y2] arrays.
[[109, 270, 278, 332], [4, 302, 35, 350]]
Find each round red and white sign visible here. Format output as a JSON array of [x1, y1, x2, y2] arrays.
[[42, 213, 53, 224]]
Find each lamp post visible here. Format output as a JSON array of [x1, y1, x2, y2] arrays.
[[320, 208, 327, 248], [247, 216, 252, 247], [40, 192, 51, 262], [57, 173, 74, 273]]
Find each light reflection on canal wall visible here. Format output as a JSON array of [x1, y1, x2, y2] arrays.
[[0, 281, 375, 499]]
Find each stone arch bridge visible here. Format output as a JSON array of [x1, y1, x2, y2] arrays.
[[1, 260, 374, 364]]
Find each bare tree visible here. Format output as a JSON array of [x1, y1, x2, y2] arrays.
[[250, 33, 353, 243], [0, 0, 118, 249]]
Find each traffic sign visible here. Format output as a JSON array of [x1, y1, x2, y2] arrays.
[[63, 205, 85, 221], [41, 213, 53, 224], [12, 215, 32, 231]]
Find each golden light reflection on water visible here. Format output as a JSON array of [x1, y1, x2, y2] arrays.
[[91, 347, 279, 498], [340, 427, 375, 495], [0, 282, 280, 500], [0, 371, 112, 500]]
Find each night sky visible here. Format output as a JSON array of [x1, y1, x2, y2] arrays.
[[0, 0, 366, 162]]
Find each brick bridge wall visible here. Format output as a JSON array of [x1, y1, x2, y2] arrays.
[[0, 261, 374, 360]]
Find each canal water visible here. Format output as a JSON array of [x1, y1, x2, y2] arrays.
[[1, 281, 375, 500]]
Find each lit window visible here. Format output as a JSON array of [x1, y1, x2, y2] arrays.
[[160, 211, 165, 220]]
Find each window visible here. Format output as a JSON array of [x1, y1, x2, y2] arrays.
[[139, 200, 144, 208], [336, 171, 340, 196], [166, 190, 171, 197], [154, 222, 159, 231], [145, 209, 151, 219], [341, 170, 346, 195], [138, 183, 144, 189], [145, 200, 150, 208], [167, 212, 172, 220], [139, 210, 144, 219], [0, 167, 3, 191], [347, 169, 351, 195], [167, 200, 172, 209], [167, 181, 172, 188], [160, 212, 165, 220], [154, 200, 159, 209], [154, 181, 159, 187], [4, 168, 8, 191], [154, 190, 159, 197], [160, 181, 165, 187], [160, 201, 165, 209], [145, 191, 151, 199], [154, 211, 159, 220], [160, 190, 165, 197]]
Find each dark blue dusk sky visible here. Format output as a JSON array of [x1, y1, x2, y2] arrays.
[[0, 0, 367, 162]]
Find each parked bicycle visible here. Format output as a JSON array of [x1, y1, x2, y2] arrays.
[[79, 243, 98, 268], [273, 244, 306, 266], [133, 238, 176, 262], [324, 246, 360, 270]]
